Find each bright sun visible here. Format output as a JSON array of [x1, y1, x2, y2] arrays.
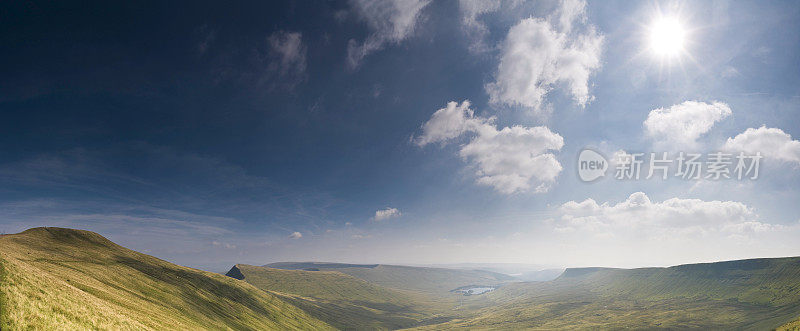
[[649, 17, 685, 57]]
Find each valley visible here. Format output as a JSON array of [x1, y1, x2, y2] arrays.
[[2, 227, 800, 330]]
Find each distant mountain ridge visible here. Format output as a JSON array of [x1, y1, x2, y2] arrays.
[[418, 256, 800, 329], [266, 261, 380, 270], [3, 227, 800, 330]]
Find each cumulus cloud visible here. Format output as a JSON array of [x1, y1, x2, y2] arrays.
[[267, 31, 307, 87], [373, 207, 401, 221], [723, 126, 800, 165], [556, 192, 773, 237], [289, 231, 303, 239], [486, 0, 603, 112], [416, 100, 564, 194], [413, 100, 490, 146], [644, 101, 731, 150], [460, 126, 564, 194], [346, 0, 431, 68]]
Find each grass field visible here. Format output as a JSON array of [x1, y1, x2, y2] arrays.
[[230, 264, 479, 329], [779, 316, 800, 330], [3, 226, 800, 330], [266, 262, 515, 294], [413, 258, 800, 329], [0, 227, 332, 330]]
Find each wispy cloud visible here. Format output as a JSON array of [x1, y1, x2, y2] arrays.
[[458, 0, 501, 53], [346, 0, 431, 69], [267, 30, 307, 88], [268, 31, 307, 75]]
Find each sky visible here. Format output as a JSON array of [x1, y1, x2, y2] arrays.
[[1, 0, 799, 272]]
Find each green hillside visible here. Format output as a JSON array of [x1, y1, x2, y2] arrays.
[[415, 257, 800, 329], [249, 262, 521, 329], [233, 262, 521, 329], [229, 264, 457, 329], [267, 262, 515, 294], [0, 227, 333, 330], [5, 226, 799, 330], [230, 264, 415, 303], [778, 316, 800, 331]]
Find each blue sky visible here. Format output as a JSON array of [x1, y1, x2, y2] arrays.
[[1, 0, 799, 272]]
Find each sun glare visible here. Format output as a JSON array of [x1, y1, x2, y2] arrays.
[[649, 17, 685, 57]]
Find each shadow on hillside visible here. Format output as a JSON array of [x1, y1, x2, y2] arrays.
[[113, 255, 279, 323]]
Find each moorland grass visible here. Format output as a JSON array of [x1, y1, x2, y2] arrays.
[[0, 227, 333, 330], [413, 258, 800, 330], [232, 264, 462, 330]]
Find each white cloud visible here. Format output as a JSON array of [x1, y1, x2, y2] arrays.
[[458, 0, 501, 53], [267, 31, 306, 75], [557, 192, 770, 237], [373, 207, 401, 221], [552, 0, 588, 33], [289, 231, 303, 239], [416, 101, 564, 194], [346, 0, 431, 68], [211, 241, 236, 249], [723, 126, 800, 165], [460, 126, 564, 194], [413, 100, 489, 146], [486, 0, 603, 112], [644, 101, 731, 150]]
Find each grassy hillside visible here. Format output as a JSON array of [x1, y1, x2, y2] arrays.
[[252, 262, 521, 329], [266, 262, 379, 270], [268, 262, 515, 294], [229, 264, 456, 330], [6, 226, 797, 330], [231, 264, 414, 304], [415, 257, 800, 329], [0, 227, 333, 330], [779, 316, 800, 331]]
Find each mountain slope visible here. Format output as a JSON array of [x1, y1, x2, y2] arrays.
[[228, 264, 453, 329], [267, 262, 515, 294], [779, 316, 800, 331], [415, 257, 800, 329], [229, 264, 414, 303], [0, 227, 333, 330]]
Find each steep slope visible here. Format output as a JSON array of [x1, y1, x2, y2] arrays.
[[229, 264, 453, 329], [0, 227, 333, 330], [267, 262, 515, 294], [415, 257, 800, 329]]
